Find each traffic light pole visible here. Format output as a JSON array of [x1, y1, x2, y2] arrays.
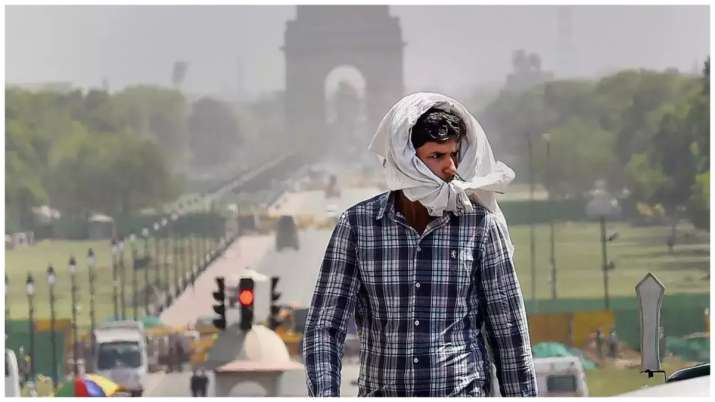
[[212, 277, 227, 330]]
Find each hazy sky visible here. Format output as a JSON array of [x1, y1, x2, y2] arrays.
[[5, 5, 709, 100]]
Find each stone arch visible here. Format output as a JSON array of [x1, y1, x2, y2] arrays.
[[283, 5, 405, 156]]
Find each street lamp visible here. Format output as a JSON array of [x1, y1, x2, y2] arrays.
[[111, 239, 119, 319], [68, 256, 79, 376], [130, 234, 138, 320], [543, 132, 557, 300], [25, 273, 35, 380], [526, 133, 537, 310], [87, 248, 97, 352], [171, 213, 180, 297], [118, 239, 126, 319], [162, 218, 170, 304], [189, 231, 196, 286], [153, 222, 161, 296], [586, 180, 622, 310], [142, 228, 150, 315], [47, 265, 58, 388], [5, 274, 9, 319]]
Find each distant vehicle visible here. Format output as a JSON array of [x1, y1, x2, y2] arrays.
[[5, 349, 20, 397], [276, 215, 299, 251], [533, 356, 588, 397], [92, 321, 147, 397]]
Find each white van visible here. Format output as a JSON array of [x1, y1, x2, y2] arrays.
[[533, 356, 589, 397], [92, 321, 148, 397], [4, 349, 21, 397]]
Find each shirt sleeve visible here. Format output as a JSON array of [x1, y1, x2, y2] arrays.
[[303, 212, 361, 397], [477, 214, 538, 397]]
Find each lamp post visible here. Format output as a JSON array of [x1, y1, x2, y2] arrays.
[[189, 232, 196, 285], [142, 228, 150, 315], [153, 222, 161, 296], [25, 273, 35, 380], [527, 134, 537, 310], [119, 239, 126, 319], [162, 218, 170, 304], [543, 132, 557, 300], [130, 234, 138, 320], [47, 265, 58, 388], [5, 274, 9, 319], [586, 180, 622, 310], [87, 248, 96, 351], [171, 213, 179, 297], [69, 256, 79, 376], [111, 239, 119, 319]]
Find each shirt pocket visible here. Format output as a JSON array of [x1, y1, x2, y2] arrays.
[[446, 248, 474, 298], [448, 247, 474, 274]]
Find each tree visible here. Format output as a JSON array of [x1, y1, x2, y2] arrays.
[[47, 132, 179, 217], [537, 117, 617, 198], [188, 97, 241, 167], [112, 85, 189, 166]]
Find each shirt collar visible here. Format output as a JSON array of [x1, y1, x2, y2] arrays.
[[375, 191, 396, 221]]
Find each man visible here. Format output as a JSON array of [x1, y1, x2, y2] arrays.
[[303, 92, 537, 397], [197, 367, 209, 397], [190, 369, 200, 397]]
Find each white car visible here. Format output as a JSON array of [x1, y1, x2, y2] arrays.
[[533, 356, 589, 397], [4, 349, 20, 397]]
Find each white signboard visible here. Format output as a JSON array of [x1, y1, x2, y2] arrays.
[[635, 272, 666, 374]]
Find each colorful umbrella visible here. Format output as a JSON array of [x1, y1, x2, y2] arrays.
[[55, 374, 119, 397]]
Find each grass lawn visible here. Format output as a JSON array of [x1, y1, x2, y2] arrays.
[[509, 220, 709, 300], [5, 237, 214, 332], [5, 221, 709, 329], [585, 357, 695, 396]]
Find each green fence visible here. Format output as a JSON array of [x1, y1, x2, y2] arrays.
[[5, 320, 66, 381], [525, 293, 709, 350]]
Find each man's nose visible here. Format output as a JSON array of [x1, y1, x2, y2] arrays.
[[444, 156, 457, 175]]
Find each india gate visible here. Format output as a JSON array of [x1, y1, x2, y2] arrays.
[[283, 5, 405, 155]]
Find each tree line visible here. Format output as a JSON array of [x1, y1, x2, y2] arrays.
[[478, 59, 709, 228], [6, 85, 242, 233]]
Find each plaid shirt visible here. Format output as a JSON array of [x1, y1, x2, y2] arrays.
[[304, 192, 537, 397]]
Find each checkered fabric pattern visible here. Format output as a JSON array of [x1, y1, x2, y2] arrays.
[[303, 192, 537, 397]]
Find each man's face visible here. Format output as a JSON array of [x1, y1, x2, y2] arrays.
[[415, 137, 460, 182]]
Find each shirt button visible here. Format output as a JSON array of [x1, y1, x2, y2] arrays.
[[413, 357, 419, 364], [414, 320, 420, 326], [416, 246, 421, 252], [415, 282, 421, 288]]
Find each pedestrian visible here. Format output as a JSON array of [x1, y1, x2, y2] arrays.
[[608, 328, 619, 359], [190, 369, 200, 397], [197, 368, 209, 397], [303, 93, 537, 397], [167, 338, 176, 373], [175, 339, 185, 373], [17, 347, 29, 384], [595, 328, 604, 359]]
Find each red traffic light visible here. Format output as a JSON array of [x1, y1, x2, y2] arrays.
[[239, 289, 254, 307]]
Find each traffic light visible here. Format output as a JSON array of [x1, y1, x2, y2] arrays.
[[238, 277, 255, 331], [212, 276, 226, 330], [269, 276, 282, 330]]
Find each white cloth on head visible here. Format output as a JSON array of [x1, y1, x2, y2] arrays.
[[368, 92, 516, 257]]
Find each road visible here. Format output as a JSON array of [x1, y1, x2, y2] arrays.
[[144, 361, 362, 397], [147, 186, 381, 396], [159, 234, 274, 327]]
